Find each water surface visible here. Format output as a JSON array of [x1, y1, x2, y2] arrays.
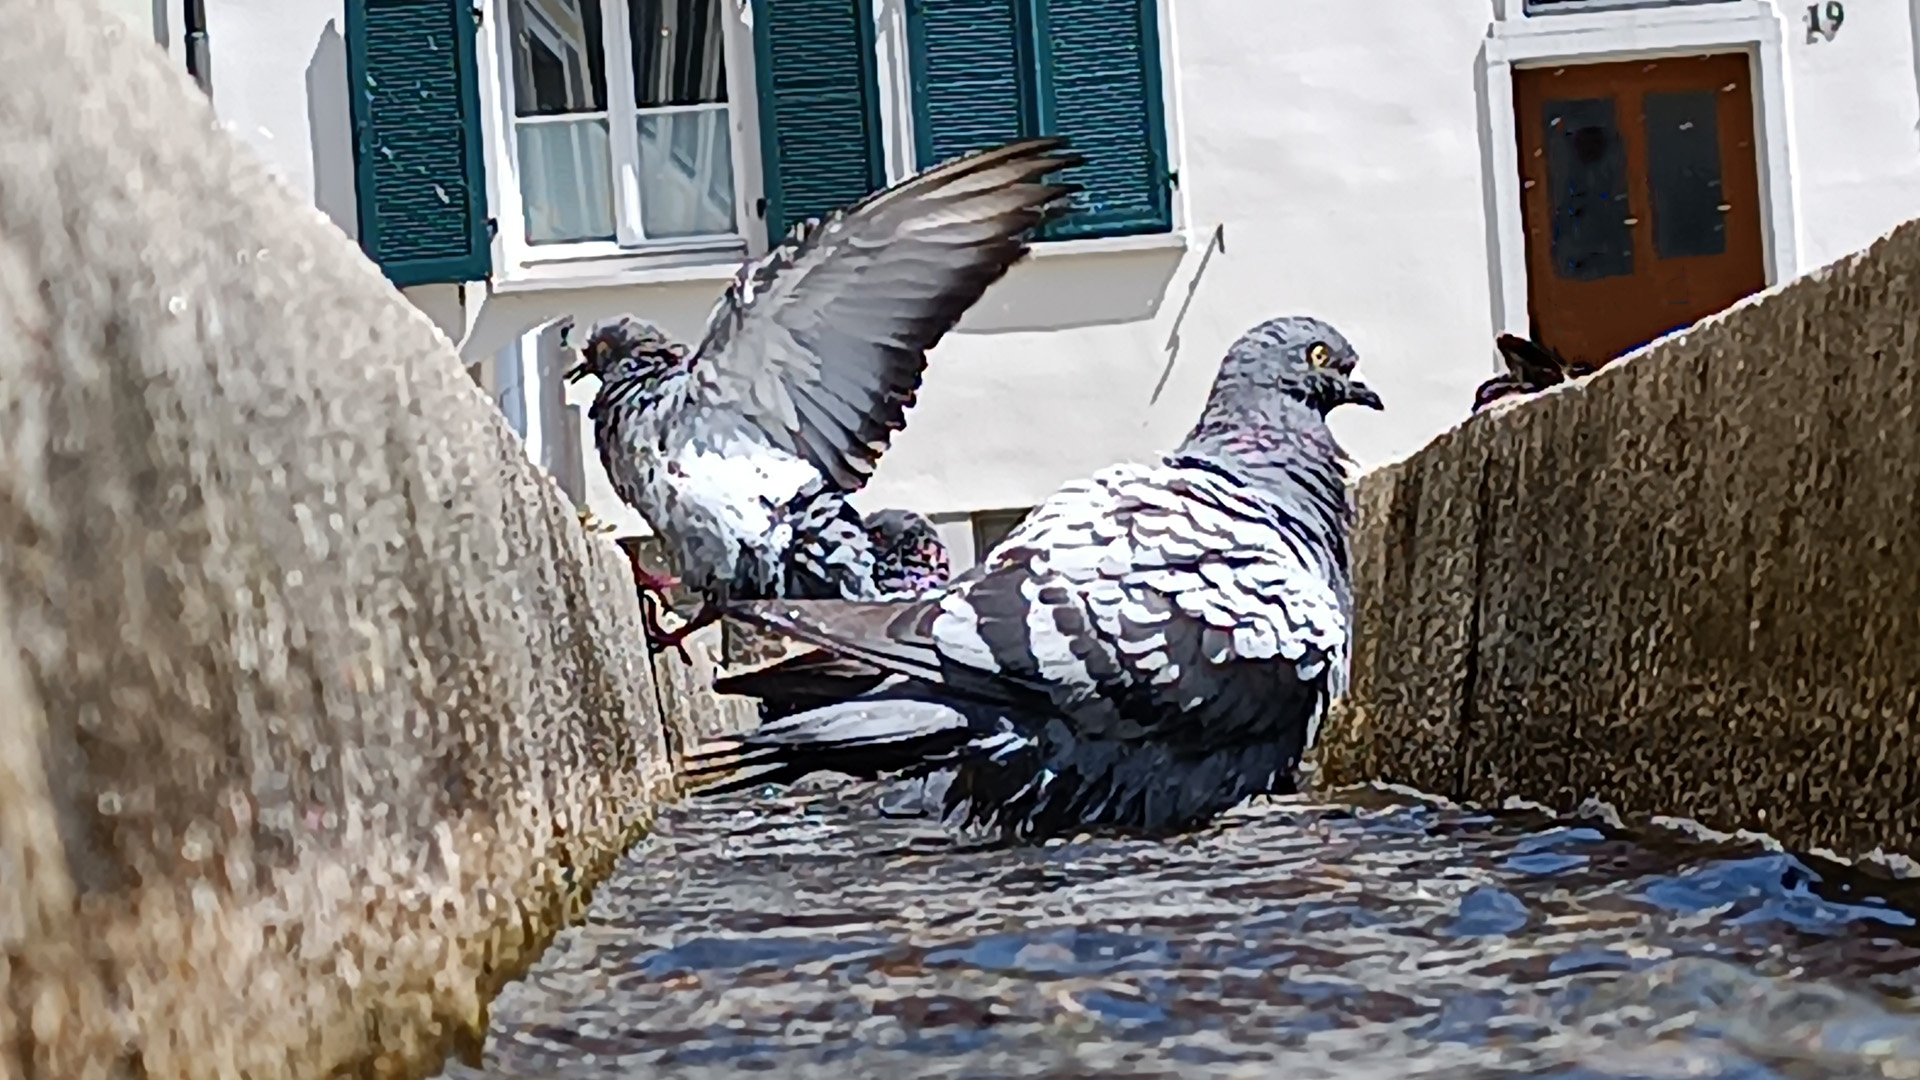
[[448, 782, 1920, 1079]]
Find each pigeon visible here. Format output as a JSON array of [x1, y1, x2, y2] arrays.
[[1472, 332, 1598, 413], [712, 508, 951, 726], [863, 508, 951, 599], [686, 315, 1385, 841], [563, 138, 1083, 659]]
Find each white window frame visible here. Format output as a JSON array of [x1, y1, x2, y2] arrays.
[[1477, 0, 1800, 356], [478, 0, 763, 287], [472, 0, 1188, 298]]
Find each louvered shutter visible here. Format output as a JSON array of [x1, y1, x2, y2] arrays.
[[903, 0, 1031, 168], [1031, 0, 1172, 239], [752, 0, 888, 239], [345, 0, 492, 287]]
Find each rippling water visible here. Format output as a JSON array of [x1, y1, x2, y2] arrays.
[[446, 782, 1920, 1079]]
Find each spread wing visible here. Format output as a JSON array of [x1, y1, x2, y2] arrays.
[[687, 137, 1082, 491]]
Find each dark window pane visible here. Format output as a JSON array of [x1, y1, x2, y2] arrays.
[[1644, 89, 1727, 259], [1543, 96, 1634, 281], [631, 0, 728, 107], [507, 0, 608, 116]]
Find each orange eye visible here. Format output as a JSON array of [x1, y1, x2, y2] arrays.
[[1307, 342, 1332, 367]]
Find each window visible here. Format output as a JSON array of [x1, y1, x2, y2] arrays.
[[903, 0, 1173, 240], [504, 0, 741, 249], [970, 507, 1033, 558]]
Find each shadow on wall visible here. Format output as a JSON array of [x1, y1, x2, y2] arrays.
[[460, 281, 730, 364], [955, 241, 1188, 334], [307, 20, 357, 241]]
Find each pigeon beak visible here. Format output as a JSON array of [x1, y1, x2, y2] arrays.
[[1347, 376, 1384, 411], [565, 359, 591, 384]]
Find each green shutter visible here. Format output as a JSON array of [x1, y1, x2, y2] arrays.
[[903, 0, 1031, 169], [1032, 0, 1172, 239], [753, 0, 888, 239], [345, 0, 492, 287]]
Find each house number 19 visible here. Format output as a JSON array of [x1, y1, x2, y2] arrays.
[[1806, 0, 1845, 42]]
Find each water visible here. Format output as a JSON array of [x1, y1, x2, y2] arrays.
[[446, 782, 1920, 1079]]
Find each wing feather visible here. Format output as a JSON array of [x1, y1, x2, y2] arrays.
[[688, 137, 1083, 490]]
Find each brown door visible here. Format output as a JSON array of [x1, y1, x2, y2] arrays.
[[1513, 52, 1768, 369]]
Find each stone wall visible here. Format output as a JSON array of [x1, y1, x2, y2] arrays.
[[0, 2, 749, 1077], [1318, 214, 1920, 863]]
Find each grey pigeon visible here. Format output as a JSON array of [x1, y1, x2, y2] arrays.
[[688, 316, 1385, 840], [563, 138, 1082, 658], [863, 508, 951, 599], [713, 508, 951, 729]]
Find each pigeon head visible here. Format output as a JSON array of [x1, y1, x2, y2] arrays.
[[864, 508, 951, 594], [1206, 316, 1383, 419], [563, 315, 688, 387]]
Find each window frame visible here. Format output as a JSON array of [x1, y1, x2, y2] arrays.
[[484, 0, 761, 280], [1521, 0, 1739, 14], [476, 0, 1186, 288], [1478, 0, 1798, 366]]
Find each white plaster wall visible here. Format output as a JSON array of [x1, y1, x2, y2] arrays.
[[855, 0, 1920, 517], [1786, 0, 1920, 269], [199, 0, 1920, 544], [204, 0, 360, 241], [856, 0, 1499, 516], [94, 0, 163, 42]]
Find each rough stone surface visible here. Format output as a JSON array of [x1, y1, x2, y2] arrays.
[[0, 2, 750, 1077], [1319, 214, 1920, 863]]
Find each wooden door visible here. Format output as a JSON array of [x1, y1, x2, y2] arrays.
[[1513, 52, 1767, 369]]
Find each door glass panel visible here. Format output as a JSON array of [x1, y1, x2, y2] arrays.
[[1543, 96, 1634, 281], [1644, 89, 1728, 259]]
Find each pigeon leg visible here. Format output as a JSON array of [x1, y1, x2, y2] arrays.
[[648, 599, 723, 666], [638, 594, 696, 664], [620, 544, 695, 659]]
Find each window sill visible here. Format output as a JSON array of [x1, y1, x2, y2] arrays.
[[1027, 231, 1189, 261], [492, 243, 747, 294], [489, 231, 1189, 294]]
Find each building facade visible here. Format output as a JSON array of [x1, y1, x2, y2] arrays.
[[122, 0, 1920, 566]]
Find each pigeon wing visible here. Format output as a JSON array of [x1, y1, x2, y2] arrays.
[[1495, 333, 1570, 391], [685, 137, 1082, 491], [925, 460, 1352, 744]]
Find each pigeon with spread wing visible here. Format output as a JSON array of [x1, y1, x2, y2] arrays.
[[692, 316, 1385, 840], [565, 138, 1082, 657]]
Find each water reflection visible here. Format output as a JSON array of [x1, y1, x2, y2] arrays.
[[444, 784, 1920, 1079]]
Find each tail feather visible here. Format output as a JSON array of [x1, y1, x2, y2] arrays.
[[723, 597, 1053, 714], [682, 699, 982, 796], [712, 647, 896, 720], [725, 598, 951, 685]]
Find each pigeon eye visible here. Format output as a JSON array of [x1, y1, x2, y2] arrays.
[[1307, 342, 1332, 368]]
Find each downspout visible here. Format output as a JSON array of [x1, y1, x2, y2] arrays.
[[183, 0, 211, 97]]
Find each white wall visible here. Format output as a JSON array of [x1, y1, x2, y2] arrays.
[[851, 0, 1920, 517], [95, 0, 164, 42], [204, 0, 360, 241], [199, 0, 1920, 548]]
